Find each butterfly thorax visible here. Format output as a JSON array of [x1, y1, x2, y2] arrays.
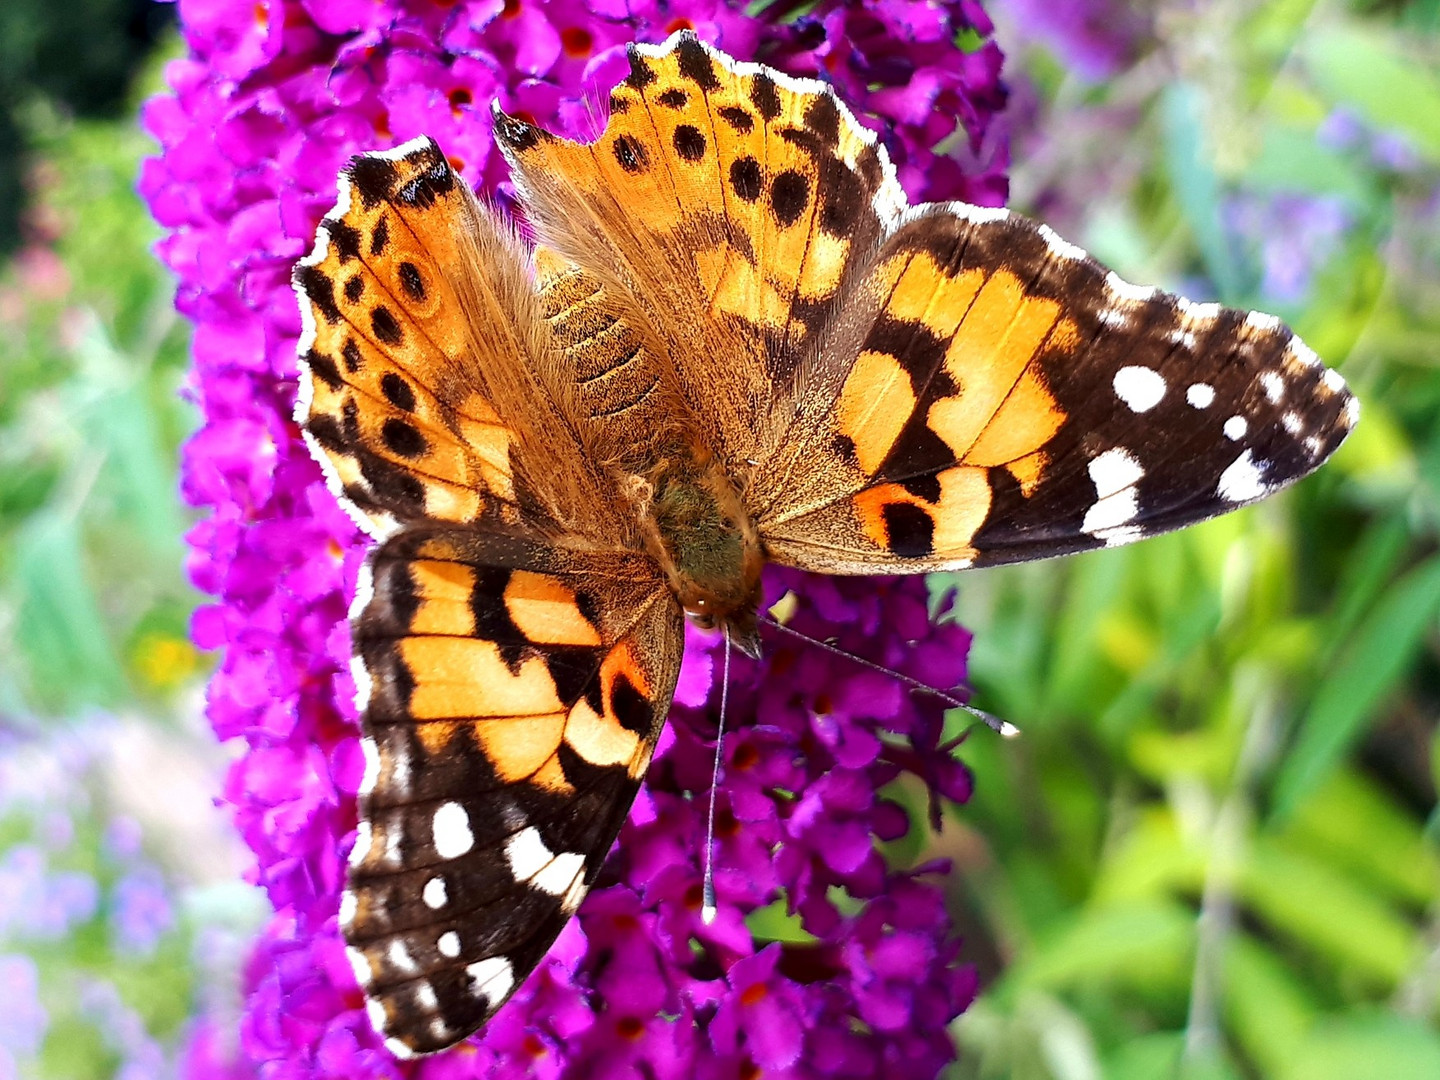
[[635, 447, 764, 658]]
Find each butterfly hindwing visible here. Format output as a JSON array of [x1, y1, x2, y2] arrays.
[[341, 524, 682, 1057], [755, 204, 1358, 572]]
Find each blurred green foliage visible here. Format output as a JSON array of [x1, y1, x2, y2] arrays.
[[0, 44, 199, 720], [946, 3, 1440, 1078]]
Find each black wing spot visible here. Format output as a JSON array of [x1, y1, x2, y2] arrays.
[[657, 88, 688, 109], [881, 502, 935, 558], [899, 473, 941, 503], [359, 452, 426, 515], [750, 73, 781, 120], [674, 33, 720, 90], [613, 134, 649, 174], [718, 106, 754, 133], [342, 338, 363, 372], [307, 413, 345, 452], [296, 265, 341, 324], [347, 155, 401, 208], [372, 306, 404, 346], [398, 262, 426, 302], [369, 215, 390, 257], [608, 92, 631, 114], [804, 94, 842, 146], [609, 672, 653, 736], [381, 418, 426, 460], [494, 112, 541, 151], [673, 124, 707, 162], [396, 161, 455, 209], [380, 372, 416, 412], [819, 156, 863, 237], [306, 349, 343, 391], [770, 170, 810, 227], [327, 218, 362, 262], [730, 157, 763, 202], [625, 49, 657, 89], [344, 275, 365, 304]]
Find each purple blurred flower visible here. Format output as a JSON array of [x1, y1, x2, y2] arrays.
[[0, 954, 47, 1059], [1224, 191, 1353, 305], [111, 866, 176, 956], [144, 2, 1003, 1076], [0, 845, 99, 941], [1001, 0, 1151, 82]]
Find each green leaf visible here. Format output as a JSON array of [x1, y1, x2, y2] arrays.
[[1272, 555, 1440, 819], [1239, 841, 1418, 986], [1277, 1013, 1440, 1080], [1301, 23, 1440, 164], [1012, 902, 1194, 994]]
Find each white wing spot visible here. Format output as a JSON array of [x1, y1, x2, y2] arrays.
[[532, 852, 586, 897], [1304, 435, 1323, 456], [348, 821, 373, 868], [1167, 326, 1198, 349], [365, 998, 388, 1037], [384, 1036, 417, 1060], [1082, 448, 1145, 543], [1260, 371, 1285, 403], [505, 825, 555, 882], [1244, 310, 1283, 333], [1218, 450, 1269, 502], [1186, 383, 1215, 409], [350, 655, 373, 714], [466, 956, 515, 1003], [414, 982, 439, 1013], [1344, 395, 1360, 426], [1321, 367, 1347, 393], [1037, 223, 1087, 261], [346, 945, 371, 987], [1098, 307, 1130, 329], [1113, 366, 1166, 412], [1288, 339, 1321, 368], [1282, 411, 1303, 435], [388, 939, 417, 974], [1105, 271, 1158, 304], [339, 889, 358, 927], [437, 931, 461, 958], [358, 737, 381, 797], [1224, 416, 1247, 441], [423, 876, 448, 910], [432, 802, 474, 859]]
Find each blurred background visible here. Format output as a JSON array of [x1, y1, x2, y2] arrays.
[[0, 1, 1435, 1078]]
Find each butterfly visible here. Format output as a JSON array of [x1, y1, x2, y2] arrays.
[[292, 30, 1357, 1057]]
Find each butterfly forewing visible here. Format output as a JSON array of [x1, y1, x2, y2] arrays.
[[755, 205, 1358, 572], [343, 525, 681, 1056]]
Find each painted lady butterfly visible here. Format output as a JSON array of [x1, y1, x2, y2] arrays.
[[293, 31, 1357, 1056]]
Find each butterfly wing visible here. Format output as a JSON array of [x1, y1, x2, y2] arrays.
[[493, 30, 903, 468], [294, 136, 624, 542], [753, 204, 1359, 572], [342, 524, 681, 1056]]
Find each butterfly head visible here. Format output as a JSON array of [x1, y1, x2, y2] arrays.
[[682, 591, 763, 660]]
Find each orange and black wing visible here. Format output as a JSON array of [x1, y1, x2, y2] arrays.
[[293, 136, 624, 543], [341, 525, 681, 1057], [752, 204, 1359, 573]]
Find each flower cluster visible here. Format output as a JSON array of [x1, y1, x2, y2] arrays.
[[142, 1, 1006, 1075]]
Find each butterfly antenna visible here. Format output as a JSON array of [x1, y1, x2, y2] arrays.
[[758, 615, 1020, 738], [701, 630, 732, 925]]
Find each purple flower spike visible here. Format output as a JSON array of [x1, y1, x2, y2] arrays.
[[144, 2, 1007, 1077]]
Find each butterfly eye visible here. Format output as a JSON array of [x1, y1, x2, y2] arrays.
[[683, 599, 717, 629]]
